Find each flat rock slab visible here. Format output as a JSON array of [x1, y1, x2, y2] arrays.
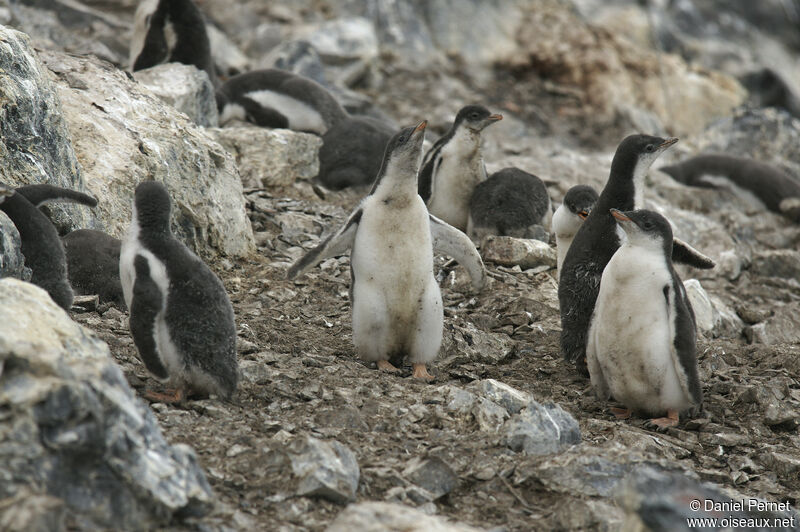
[[481, 236, 556, 270]]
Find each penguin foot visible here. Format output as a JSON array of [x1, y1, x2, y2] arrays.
[[610, 407, 632, 420], [648, 409, 679, 429], [143, 387, 184, 404], [377, 360, 401, 374], [412, 363, 435, 381]]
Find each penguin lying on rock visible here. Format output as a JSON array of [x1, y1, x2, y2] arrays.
[[288, 121, 486, 381], [120, 181, 238, 402], [587, 209, 703, 429]]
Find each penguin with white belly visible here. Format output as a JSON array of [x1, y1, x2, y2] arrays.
[[288, 121, 486, 380], [119, 181, 238, 402], [587, 208, 702, 428], [552, 185, 599, 279]]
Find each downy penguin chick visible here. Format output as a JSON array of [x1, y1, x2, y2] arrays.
[[418, 105, 503, 231], [119, 181, 238, 402], [288, 122, 486, 380], [552, 185, 599, 279], [587, 209, 703, 428]]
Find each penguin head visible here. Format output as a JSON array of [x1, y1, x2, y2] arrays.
[[133, 181, 172, 234], [454, 105, 503, 132], [377, 120, 427, 181], [564, 185, 599, 220], [611, 208, 673, 254], [612, 134, 678, 179]]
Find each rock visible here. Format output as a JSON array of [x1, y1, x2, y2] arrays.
[[0, 490, 65, 532], [751, 250, 800, 280], [0, 27, 94, 233], [0, 278, 213, 529], [0, 211, 29, 281], [403, 457, 457, 501], [304, 17, 379, 87], [210, 127, 322, 188], [683, 279, 744, 339], [481, 236, 556, 270], [440, 321, 515, 365], [763, 452, 800, 477], [745, 303, 800, 345], [41, 49, 254, 259], [503, 401, 581, 456], [133, 63, 219, 128], [326, 501, 483, 532], [289, 435, 360, 504], [469, 379, 532, 415], [618, 467, 800, 531]]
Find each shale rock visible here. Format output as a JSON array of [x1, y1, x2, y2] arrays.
[[0, 27, 94, 233], [40, 49, 254, 259], [289, 435, 360, 504], [0, 278, 214, 529], [210, 127, 322, 188], [403, 456, 458, 501], [503, 401, 581, 456], [133, 63, 219, 128], [326, 502, 483, 532]]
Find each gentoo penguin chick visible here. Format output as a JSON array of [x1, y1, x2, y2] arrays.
[[288, 122, 486, 380], [418, 105, 503, 231], [119, 181, 238, 402], [587, 209, 702, 428], [63, 229, 124, 307], [467, 167, 552, 243], [216, 69, 348, 133], [552, 185, 599, 278], [559, 135, 678, 374], [130, 0, 216, 84], [318, 115, 396, 189], [0, 183, 97, 310], [659, 154, 800, 223]]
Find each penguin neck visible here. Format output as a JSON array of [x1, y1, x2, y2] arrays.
[[597, 156, 648, 213], [372, 161, 419, 205]]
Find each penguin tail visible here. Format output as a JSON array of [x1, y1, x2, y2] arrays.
[[15, 184, 98, 208]]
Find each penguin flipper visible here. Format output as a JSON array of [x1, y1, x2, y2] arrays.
[[585, 330, 610, 401], [15, 184, 98, 208], [672, 238, 715, 270], [130, 255, 169, 381], [287, 209, 362, 279], [665, 282, 703, 409], [429, 214, 487, 291]]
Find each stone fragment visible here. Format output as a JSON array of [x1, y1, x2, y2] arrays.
[[481, 236, 556, 270], [504, 401, 581, 455], [326, 502, 483, 532], [470, 379, 532, 415], [289, 436, 360, 504], [403, 457, 457, 501], [683, 279, 743, 338], [134, 63, 219, 127]]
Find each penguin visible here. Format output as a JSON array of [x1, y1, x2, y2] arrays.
[[659, 154, 800, 223], [129, 0, 216, 84], [216, 69, 349, 133], [0, 183, 97, 310], [558, 135, 714, 375], [287, 121, 486, 380], [466, 167, 552, 243], [418, 105, 503, 231], [552, 185, 599, 278], [587, 209, 702, 428], [62, 229, 124, 307], [318, 115, 396, 189], [119, 181, 238, 402]]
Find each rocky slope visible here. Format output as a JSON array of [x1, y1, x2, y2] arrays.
[[1, 0, 799, 530]]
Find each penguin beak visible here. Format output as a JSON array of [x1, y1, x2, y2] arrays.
[[610, 209, 632, 222], [577, 210, 590, 220], [488, 114, 503, 122], [414, 120, 428, 133], [658, 137, 679, 150], [479, 114, 503, 130]]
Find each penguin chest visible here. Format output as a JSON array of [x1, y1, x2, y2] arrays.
[[589, 248, 688, 414], [428, 145, 484, 230], [352, 196, 436, 324], [244, 90, 327, 134]]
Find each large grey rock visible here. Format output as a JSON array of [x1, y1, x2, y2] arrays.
[[503, 401, 581, 456], [0, 490, 65, 532], [469, 379, 532, 415], [210, 127, 322, 188], [618, 468, 800, 532], [403, 456, 457, 501], [683, 279, 744, 339], [134, 63, 219, 128], [0, 27, 94, 233], [303, 17, 378, 87], [481, 236, 556, 270], [751, 250, 800, 280], [746, 303, 800, 345], [326, 501, 483, 532], [0, 211, 28, 281], [289, 436, 360, 504], [0, 278, 213, 529], [40, 50, 254, 259]]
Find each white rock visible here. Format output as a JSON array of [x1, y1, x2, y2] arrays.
[[482, 236, 557, 270], [326, 501, 483, 532], [134, 63, 219, 127]]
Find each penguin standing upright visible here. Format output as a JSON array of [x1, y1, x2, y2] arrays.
[[552, 185, 599, 278], [587, 209, 703, 428], [288, 121, 486, 380], [119, 181, 238, 402], [129, 0, 216, 84], [0, 183, 98, 310], [467, 167, 552, 243], [418, 105, 502, 231]]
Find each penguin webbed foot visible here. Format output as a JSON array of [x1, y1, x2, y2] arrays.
[[646, 409, 680, 430], [610, 407, 632, 420], [376, 360, 402, 374], [412, 363, 435, 382], [143, 387, 185, 405]]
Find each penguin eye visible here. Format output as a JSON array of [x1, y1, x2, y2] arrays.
[[643, 221, 654, 230], [645, 144, 655, 153], [471, 113, 479, 119]]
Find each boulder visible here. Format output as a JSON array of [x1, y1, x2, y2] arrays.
[[133, 63, 219, 128], [0, 278, 214, 529], [326, 501, 483, 532], [683, 279, 743, 339], [0, 27, 94, 233], [481, 236, 556, 270], [40, 49, 254, 259], [209, 127, 322, 188]]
